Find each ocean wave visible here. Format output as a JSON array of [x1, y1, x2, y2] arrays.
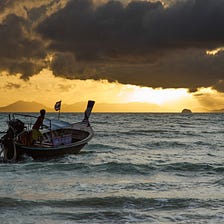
[[213, 178, 224, 186], [89, 143, 119, 151], [1, 113, 224, 223], [148, 141, 189, 149], [3, 160, 223, 176], [1, 196, 223, 210], [160, 162, 224, 173]]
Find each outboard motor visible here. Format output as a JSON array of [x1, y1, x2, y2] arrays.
[[1, 119, 25, 162], [8, 119, 25, 134]]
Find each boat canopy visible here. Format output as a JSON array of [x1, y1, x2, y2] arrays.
[[10, 114, 71, 131], [43, 119, 71, 130]]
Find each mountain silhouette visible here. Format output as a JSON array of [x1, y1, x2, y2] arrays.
[[0, 100, 162, 112], [0, 101, 51, 112]]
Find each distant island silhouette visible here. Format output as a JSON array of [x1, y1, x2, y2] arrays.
[[181, 108, 192, 114], [0, 101, 89, 112], [0, 100, 162, 113]]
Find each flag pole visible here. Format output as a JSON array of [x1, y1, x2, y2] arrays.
[[58, 108, 60, 120], [58, 100, 62, 120], [54, 100, 62, 120]]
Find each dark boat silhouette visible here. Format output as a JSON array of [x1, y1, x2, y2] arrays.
[[0, 100, 95, 162]]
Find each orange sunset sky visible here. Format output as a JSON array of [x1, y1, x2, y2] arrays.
[[0, 0, 224, 112]]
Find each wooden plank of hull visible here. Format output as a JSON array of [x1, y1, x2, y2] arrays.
[[16, 142, 87, 159]]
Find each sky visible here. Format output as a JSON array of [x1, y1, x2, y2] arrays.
[[0, 0, 224, 112]]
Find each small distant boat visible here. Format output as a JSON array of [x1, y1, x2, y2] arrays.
[[0, 100, 95, 162]]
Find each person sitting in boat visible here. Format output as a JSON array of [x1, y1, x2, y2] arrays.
[[31, 109, 46, 144]]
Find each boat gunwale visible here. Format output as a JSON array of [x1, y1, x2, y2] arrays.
[[16, 128, 94, 151]]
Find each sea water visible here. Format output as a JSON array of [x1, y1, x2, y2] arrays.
[[0, 113, 224, 224]]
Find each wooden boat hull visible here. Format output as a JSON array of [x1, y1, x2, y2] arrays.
[[16, 125, 94, 160], [16, 142, 87, 159]]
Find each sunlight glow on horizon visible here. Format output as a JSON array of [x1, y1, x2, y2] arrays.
[[0, 69, 222, 112], [124, 85, 189, 105]]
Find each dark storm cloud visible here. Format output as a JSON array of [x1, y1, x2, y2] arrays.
[[50, 52, 77, 76], [94, 49, 224, 89], [37, 0, 163, 60], [0, 13, 47, 78], [37, 0, 224, 56], [0, 15, 46, 58], [144, 0, 224, 49], [35, 0, 224, 91], [0, 0, 67, 78], [0, 0, 224, 91]]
